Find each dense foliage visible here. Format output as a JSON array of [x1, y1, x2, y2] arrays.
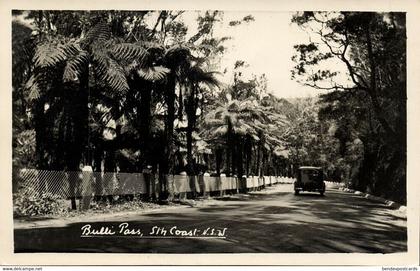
[[14, 188, 67, 216], [12, 11, 290, 208], [291, 12, 406, 204], [12, 11, 406, 208]]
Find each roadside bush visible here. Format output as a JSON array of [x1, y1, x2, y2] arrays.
[[14, 187, 67, 216]]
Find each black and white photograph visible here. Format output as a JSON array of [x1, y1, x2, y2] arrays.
[[2, 1, 420, 267]]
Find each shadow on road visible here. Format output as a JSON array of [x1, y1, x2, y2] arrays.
[[14, 187, 406, 253], [294, 193, 325, 197]]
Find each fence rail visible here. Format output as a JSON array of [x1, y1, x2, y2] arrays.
[[14, 168, 296, 199]]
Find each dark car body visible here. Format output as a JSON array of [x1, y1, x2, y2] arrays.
[[294, 166, 325, 195]]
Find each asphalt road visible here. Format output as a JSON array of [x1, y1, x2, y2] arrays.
[[14, 184, 407, 253]]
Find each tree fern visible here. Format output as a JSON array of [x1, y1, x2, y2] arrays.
[[190, 68, 220, 88], [165, 45, 192, 68]]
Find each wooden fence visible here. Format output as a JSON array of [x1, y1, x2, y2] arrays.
[[14, 169, 296, 199]]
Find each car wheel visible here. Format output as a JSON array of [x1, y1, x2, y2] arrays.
[[320, 191, 324, 196], [294, 190, 300, 195]]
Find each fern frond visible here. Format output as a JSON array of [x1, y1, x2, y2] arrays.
[[34, 42, 67, 67], [25, 75, 41, 101], [137, 66, 170, 82], [143, 41, 165, 52], [62, 42, 82, 56], [165, 45, 191, 66], [34, 41, 80, 68], [84, 22, 111, 45], [91, 46, 109, 79], [91, 45, 129, 92], [211, 125, 228, 136], [63, 50, 89, 82], [106, 58, 130, 92], [110, 43, 147, 62], [189, 67, 220, 88]]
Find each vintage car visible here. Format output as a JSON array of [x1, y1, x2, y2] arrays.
[[294, 166, 325, 195]]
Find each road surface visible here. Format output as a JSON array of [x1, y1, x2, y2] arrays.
[[14, 184, 407, 253]]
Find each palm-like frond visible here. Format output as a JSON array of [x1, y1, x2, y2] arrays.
[[28, 21, 138, 106], [210, 125, 228, 137], [107, 58, 130, 92], [63, 50, 89, 82], [234, 125, 248, 136], [91, 43, 110, 77], [91, 44, 129, 92], [201, 96, 290, 151], [34, 40, 80, 68], [25, 75, 41, 101], [110, 43, 148, 63], [203, 117, 224, 126], [188, 66, 220, 88], [263, 142, 271, 151], [83, 21, 111, 46], [164, 45, 192, 68], [143, 42, 165, 56], [237, 121, 257, 136], [137, 66, 170, 82], [25, 67, 57, 102]]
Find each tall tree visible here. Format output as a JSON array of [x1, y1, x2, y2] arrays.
[[291, 12, 406, 203]]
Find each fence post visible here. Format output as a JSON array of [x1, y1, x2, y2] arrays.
[[94, 171, 103, 201], [179, 171, 187, 200], [201, 173, 209, 197], [142, 167, 152, 201], [189, 174, 197, 198], [150, 172, 156, 201], [219, 174, 225, 196], [153, 171, 160, 201], [166, 174, 174, 201], [239, 175, 246, 193], [67, 171, 78, 210], [80, 166, 93, 211]]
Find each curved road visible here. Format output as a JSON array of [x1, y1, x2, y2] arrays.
[[14, 184, 407, 253]]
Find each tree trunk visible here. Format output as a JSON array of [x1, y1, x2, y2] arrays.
[[257, 135, 263, 177], [185, 86, 199, 197], [162, 76, 176, 199], [216, 148, 222, 175], [138, 80, 153, 170], [226, 124, 232, 177], [186, 126, 194, 171], [245, 135, 252, 177], [237, 135, 243, 178], [34, 99, 47, 170], [231, 135, 236, 177], [185, 86, 197, 176], [93, 145, 103, 201], [65, 68, 89, 210], [364, 22, 396, 138], [34, 98, 50, 202]]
